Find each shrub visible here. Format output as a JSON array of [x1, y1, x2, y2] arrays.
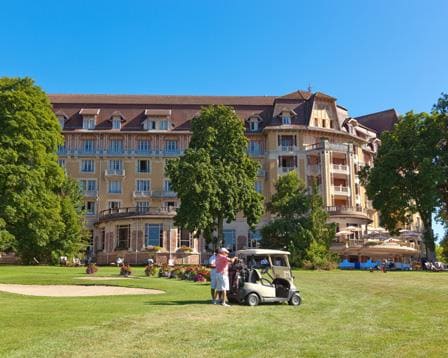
[[304, 240, 339, 270]]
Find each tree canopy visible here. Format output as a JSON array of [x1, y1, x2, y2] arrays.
[[360, 98, 447, 260], [0, 77, 87, 263], [261, 173, 336, 268], [166, 105, 263, 246]]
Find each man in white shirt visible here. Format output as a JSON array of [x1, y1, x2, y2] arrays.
[[208, 249, 218, 304]]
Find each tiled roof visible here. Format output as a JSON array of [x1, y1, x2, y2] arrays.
[[355, 109, 399, 134]]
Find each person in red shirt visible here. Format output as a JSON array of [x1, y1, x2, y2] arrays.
[[215, 247, 237, 306]]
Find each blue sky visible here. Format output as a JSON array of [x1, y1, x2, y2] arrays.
[[1, 0, 446, 238]]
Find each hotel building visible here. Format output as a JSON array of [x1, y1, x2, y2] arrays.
[[50, 90, 423, 265]]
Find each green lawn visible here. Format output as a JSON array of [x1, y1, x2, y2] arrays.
[[0, 266, 447, 357]]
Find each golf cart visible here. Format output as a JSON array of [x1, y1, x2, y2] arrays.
[[228, 249, 301, 306]]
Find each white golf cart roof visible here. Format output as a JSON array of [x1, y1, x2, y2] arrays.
[[236, 249, 291, 256]]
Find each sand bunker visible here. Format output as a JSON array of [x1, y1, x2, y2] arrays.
[[75, 276, 140, 281], [0, 284, 164, 297]]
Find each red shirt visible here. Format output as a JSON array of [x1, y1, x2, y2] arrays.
[[215, 254, 230, 275]]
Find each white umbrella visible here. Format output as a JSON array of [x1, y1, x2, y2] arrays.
[[336, 230, 352, 236]]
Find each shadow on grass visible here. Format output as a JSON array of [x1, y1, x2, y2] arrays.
[[144, 300, 211, 306]]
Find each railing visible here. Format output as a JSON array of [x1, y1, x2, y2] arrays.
[[279, 145, 297, 152], [163, 149, 183, 156], [100, 206, 177, 218], [105, 169, 125, 176], [308, 164, 321, 174], [257, 169, 266, 177], [151, 191, 177, 198], [326, 206, 368, 215], [83, 190, 98, 197], [248, 149, 264, 156], [133, 191, 152, 198], [331, 186, 350, 195], [278, 166, 297, 174], [331, 164, 348, 172]]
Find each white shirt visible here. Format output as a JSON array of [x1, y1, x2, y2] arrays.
[[208, 254, 217, 271]]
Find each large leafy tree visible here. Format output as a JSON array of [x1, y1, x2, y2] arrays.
[[360, 111, 445, 260], [166, 105, 263, 245], [261, 173, 336, 267], [0, 77, 87, 263]]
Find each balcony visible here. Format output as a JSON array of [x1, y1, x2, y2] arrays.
[[133, 191, 152, 198], [83, 190, 98, 198], [152, 191, 177, 198], [331, 164, 349, 174], [257, 169, 266, 177], [279, 145, 297, 153], [106, 149, 126, 156], [163, 149, 183, 156], [248, 149, 264, 157], [332, 185, 350, 195], [105, 169, 125, 177], [134, 149, 153, 156], [278, 166, 297, 175], [326, 205, 371, 222], [99, 206, 176, 220]]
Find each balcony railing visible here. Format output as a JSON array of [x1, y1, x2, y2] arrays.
[[248, 149, 264, 156], [308, 164, 321, 174], [133, 191, 152, 198], [100, 206, 177, 219], [257, 169, 266, 177], [278, 166, 297, 174], [83, 190, 98, 197], [151, 191, 177, 198], [105, 169, 125, 176], [332, 185, 350, 195], [326, 206, 368, 216], [331, 164, 349, 173], [279, 145, 297, 152], [163, 149, 183, 156]]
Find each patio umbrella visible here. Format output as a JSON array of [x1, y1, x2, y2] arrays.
[[335, 230, 352, 236]]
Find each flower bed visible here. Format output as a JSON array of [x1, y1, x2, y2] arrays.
[[158, 264, 210, 282]]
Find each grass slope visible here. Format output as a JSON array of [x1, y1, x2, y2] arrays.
[[0, 266, 447, 357]]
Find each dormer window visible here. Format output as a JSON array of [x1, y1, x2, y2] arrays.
[[55, 111, 68, 129], [79, 108, 100, 130], [247, 115, 262, 132], [282, 115, 291, 125], [143, 109, 172, 131], [83, 116, 96, 129], [112, 117, 121, 130]]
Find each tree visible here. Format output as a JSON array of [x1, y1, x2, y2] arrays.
[[166, 105, 263, 245], [0, 77, 88, 263], [360, 111, 444, 260], [261, 173, 336, 268], [433, 93, 448, 226]]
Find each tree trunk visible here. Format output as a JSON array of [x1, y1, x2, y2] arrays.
[[421, 212, 435, 261], [217, 215, 224, 248]]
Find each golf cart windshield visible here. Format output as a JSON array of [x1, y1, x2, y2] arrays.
[[236, 249, 292, 280]]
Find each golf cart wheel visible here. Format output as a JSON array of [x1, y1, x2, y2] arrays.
[[246, 293, 260, 306], [288, 294, 301, 306]]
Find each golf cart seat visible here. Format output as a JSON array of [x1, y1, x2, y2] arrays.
[[249, 269, 273, 287]]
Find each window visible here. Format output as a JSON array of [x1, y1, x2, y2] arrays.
[[137, 160, 150, 173], [57, 159, 65, 168], [160, 120, 169, 130], [82, 139, 95, 153], [145, 224, 163, 247], [314, 118, 319, 127], [165, 140, 178, 153], [108, 180, 122, 194], [255, 181, 263, 193], [330, 120, 334, 129], [57, 116, 65, 128], [249, 119, 259, 131], [116, 224, 130, 250], [144, 120, 156, 130], [249, 140, 261, 155], [85, 201, 96, 215], [109, 160, 122, 171], [81, 160, 95, 172], [108, 201, 120, 210], [137, 140, 150, 153], [223, 229, 236, 251], [136, 179, 150, 192], [97, 229, 105, 251], [248, 230, 261, 248], [83, 116, 96, 129], [112, 117, 121, 130], [79, 179, 96, 192], [137, 201, 150, 213], [322, 119, 327, 128], [164, 179, 172, 192], [178, 229, 191, 248], [109, 139, 123, 153], [282, 115, 291, 125]]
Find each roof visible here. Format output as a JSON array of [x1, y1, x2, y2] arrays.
[[236, 249, 291, 256], [49, 94, 277, 106], [355, 109, 399, 134]]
